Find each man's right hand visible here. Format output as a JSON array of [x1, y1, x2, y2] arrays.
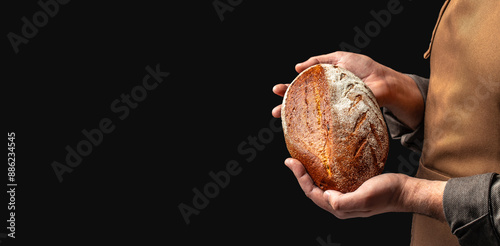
[[272, 51, 424, 130]]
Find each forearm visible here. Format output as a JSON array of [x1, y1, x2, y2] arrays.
[[398, 175, 447, 221]]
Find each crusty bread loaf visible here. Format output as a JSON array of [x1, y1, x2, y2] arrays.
[[282, 64, 389, 193]]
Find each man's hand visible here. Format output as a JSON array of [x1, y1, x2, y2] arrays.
[[284, 158, 447, 221], [274, 51, 441, 220], [272, 51, 424, 130]]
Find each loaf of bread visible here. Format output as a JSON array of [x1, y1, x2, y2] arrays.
[[282, 64, 389, 193]]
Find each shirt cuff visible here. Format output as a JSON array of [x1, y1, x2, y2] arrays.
[[443, 173, 500, 246]]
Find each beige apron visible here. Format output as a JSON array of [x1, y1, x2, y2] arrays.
[[412, 0, 500, 245]]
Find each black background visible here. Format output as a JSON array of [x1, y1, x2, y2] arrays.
[[3, 0, 444, 245]]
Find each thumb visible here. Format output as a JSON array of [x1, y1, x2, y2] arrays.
[[325, 189, 368, 212], [323, 190, 344, 210]]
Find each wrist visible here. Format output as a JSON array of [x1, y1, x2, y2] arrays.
[[382, 70, 424, 130], [399, 176, 447, 221], [383, 70, 413, 110], [368, 64, 409, 108]]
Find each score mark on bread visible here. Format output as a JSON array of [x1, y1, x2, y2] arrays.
[[282, 64, 389, 193]]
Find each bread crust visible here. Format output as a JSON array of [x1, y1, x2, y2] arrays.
[[282, 64, 389, 193]]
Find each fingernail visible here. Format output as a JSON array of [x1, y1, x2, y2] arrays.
[[324, 190, 331, 198], [295, 63, 301, 67]]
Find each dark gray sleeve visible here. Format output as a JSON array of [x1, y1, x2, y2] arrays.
[[382, 74, 429, 153], [443, 173, 500, 246]]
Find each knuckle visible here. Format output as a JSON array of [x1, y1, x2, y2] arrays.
[[331, 199, 341, 211], [304, 190, 314, 200]]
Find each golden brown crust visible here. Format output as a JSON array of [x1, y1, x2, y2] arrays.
[[282, 64, 389, 193]]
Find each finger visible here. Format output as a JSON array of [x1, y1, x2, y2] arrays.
[[295, 52, 344, 73], [284, 158, 332, 212], [284, 158, 308, 181], [272, 84, 289, 97], [272, 105, 282, 118]]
